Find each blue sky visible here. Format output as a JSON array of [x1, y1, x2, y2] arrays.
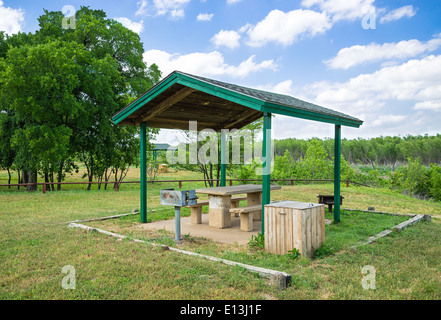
[[2, 0, 441, 145]]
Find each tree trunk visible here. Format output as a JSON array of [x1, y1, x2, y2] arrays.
[[50, 170, 55, 191], [87, 173, 93, 191], [44, 172, 51, 192], [7, 168, 11, 188], [26, 170, 37, 192], [57, 161, 64, 191]]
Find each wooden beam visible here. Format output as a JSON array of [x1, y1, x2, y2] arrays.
[[222, 108, 261, 129], [136, 87, 196, 124]]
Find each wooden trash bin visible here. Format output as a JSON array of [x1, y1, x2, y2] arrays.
[[264, 201, 325, 258]]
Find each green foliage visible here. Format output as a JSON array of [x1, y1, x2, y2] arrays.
[[286, 248, 301, 259], [428, 164, 441, 201], [0, 7, 161, 190], [248, 233, 265, 249], [313, 243, 335, 259]]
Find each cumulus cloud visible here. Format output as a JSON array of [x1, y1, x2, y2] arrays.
[[246, 9, 331, 47], [197, 13, 214, 21], [143, 49, 277, 78], [114, 17, 144, 34], [414, 100, 441, 112], [325, 36, 441, 69], [380, 5, 416, 23], [0, 1, 24, 35], [262, 55, 441, 137], [301, 0, 376, 22], [242, 1, 416, 49], [211, 30, 241, 49], [136, 0, 190, 19]]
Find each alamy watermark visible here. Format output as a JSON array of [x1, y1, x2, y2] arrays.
[[62, 5, 76, 30], [361, 265, 376, 290], [61, 265, 76, 289], [165, 121, 274, 175], [362, 10, 376, 30]]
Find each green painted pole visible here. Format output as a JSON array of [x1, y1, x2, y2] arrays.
[[220, 129, 227, 187], [262, 112, 272, 234], [334, 124, 341, 223], [140, 122, 147, 223]]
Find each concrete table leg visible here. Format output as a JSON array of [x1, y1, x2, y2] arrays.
[[246, 192, 262, 221], [208, 195, 232, 228]]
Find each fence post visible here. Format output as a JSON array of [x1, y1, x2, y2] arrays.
[[42, 184, 46, 194], [179, 181, 182, 189]]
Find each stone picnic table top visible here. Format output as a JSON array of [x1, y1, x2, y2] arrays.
[[195, 184, 282, 196]]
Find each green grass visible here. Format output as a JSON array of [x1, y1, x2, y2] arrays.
[[1, 170, 441, 300]]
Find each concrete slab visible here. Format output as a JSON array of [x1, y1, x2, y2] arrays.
[[134, 213, 260, 245]]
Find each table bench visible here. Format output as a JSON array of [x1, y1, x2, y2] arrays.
[[317, 195, 344, 213], [195, 184, 282, 229], [186, 196, 247, 224], [229, 205, 261, 232]]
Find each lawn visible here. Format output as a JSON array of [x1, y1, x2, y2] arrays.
[[1, 170, 441, 300]]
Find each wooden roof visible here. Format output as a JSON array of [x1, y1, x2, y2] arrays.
[[112, 71, 363, 131]]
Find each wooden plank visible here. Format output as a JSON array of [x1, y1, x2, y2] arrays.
[[293, 209, 302, 256], [68, 222, 292, 290], [320, 205, 325, 244], [311, 207, 317, 251], [196, 184, 281, 196], [301, 210, 307, 256], [136, 87, 196, 124], [222, 108, 262, 129]]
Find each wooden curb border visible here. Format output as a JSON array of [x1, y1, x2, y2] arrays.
[[67, 222, 292, 290], [346, 209, 432, 248]]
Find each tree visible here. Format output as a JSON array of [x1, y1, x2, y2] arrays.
[[0, 41, 83, 191], [0, 7, 161, 191]]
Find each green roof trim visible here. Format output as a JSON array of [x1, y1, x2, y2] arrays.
[[112, 70, 363, 128]]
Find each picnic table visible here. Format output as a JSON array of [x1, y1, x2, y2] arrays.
[[195, 184, 282, 229]]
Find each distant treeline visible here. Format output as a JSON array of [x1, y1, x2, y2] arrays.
[[274, 134, 441, 169]]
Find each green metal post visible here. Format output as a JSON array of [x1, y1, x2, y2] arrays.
[[140, 122, 147, 223], [334, 124, 341, 223], [220, 129, 227, 187], [262, 112, 272, 234]]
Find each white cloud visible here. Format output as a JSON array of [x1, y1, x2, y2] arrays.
[[143, 49, 277, 78], [114, 17, 144, 34], [136, 0, 190, 19], [311, 55, 441, 113], [414, 100, 441, 112], [227, 0, 243, 4], [246, 9, 331, 47], [262, 55, 441, 137], [370, 115, 407, 127], [136, 0, 149, 16], [380, 5, 416, 23], [197, 13, 214, 21], [211, 30, 241, 49], [325, 36, 441, 69], [301, 0, 376, 22], [170, 8, 185, 20], [0, 0, 24, 35]]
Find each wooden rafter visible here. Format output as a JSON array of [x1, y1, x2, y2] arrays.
[[136, 87, 196, 124], [222, 108, 261, 129]]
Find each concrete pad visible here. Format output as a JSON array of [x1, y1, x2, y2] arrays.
[[134, 213, 260, 245]]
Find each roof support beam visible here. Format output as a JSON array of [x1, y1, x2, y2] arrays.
[[334, 124, 341, 223], [222, 108, 261, 130], [140, 122, 147, 223], [136, 87, 196, 124], [261, 112, 272, 234]]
